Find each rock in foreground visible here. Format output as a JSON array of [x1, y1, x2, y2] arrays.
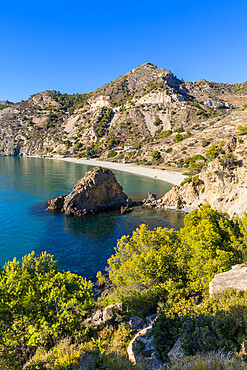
[[209, 264, 247, 295], [47, 166, 129, 216]]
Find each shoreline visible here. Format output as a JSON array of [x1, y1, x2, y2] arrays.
[[41, 156, 185, 186]]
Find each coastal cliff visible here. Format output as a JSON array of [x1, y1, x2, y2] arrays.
[[158, 135, 247, 217]]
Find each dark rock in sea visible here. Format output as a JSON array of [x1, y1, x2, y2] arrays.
[[120, 200, 134, 215], [46, 194, 67, 211], [142, 192, 158, 208], [47, 166, 129, 216]]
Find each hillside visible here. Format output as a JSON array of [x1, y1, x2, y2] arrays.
[[0, 62, 246, 169]]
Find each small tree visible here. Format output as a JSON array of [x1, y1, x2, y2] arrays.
[[151, 150, 162, 161], [205, 144, 219, 160], [153, 118, 162, 126], [0, 252, 94, 368], [175, 133, 183, 143]]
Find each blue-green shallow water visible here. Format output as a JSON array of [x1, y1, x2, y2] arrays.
[[0, 157, 184, 279]]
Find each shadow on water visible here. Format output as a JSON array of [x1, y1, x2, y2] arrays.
[[33, 206, 184, 279]]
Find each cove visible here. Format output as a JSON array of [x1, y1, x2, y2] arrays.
[[0, 156, 184, 278]]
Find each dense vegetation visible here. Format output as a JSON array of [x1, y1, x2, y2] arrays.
[[49, 90, 89, 114], [1, 206, 247, 369], [93, 107, 114, 137], [107, 206, 247, 311], [209, 81, 247, 95], [0, 252, 94, 369]]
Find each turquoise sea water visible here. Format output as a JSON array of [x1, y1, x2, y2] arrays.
[[0, 157, 184, 279]]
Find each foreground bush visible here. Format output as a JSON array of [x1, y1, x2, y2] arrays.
[[0, 252, 94, 369], [153, 288, 247, 362], [170, 352, 247, 369], [107, 205, 247, 312], [24, 324, 135, 370]]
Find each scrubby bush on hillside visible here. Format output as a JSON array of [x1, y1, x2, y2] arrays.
[[153, 118, 162, 126], [151, 150, 162, 161], [174, 133, 183, 143], [236, 125, 247, 136]]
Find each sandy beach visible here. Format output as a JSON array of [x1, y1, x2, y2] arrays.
[[47, 157, 185, 185]]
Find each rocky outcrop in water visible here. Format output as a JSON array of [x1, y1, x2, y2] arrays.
[[47, 166, 129, 216]]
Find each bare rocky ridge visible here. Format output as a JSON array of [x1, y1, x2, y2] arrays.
[[0, 100, 13, 106], [47, 166, 129, 216]]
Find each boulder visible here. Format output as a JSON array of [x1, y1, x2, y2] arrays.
[[47, 167, 129, 216], [125, 316, 145, 332], [168, 339, 185, 363], [46, 194, 67, 211], [85, 302, 123, 326], [146, 313, 158, 326], [209, 264, 247, 296], [143, 192, 157, 207]]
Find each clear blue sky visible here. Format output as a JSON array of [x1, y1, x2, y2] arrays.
[[1, 0, 246, 102]]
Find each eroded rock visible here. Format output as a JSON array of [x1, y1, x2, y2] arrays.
[[158, 136, 247, 217], [85, 302, 123, 326], [125, 316, 145, 332], [209, 264, 247, 296], [168, 339, 185, 363], [47, 167, 129, 216]]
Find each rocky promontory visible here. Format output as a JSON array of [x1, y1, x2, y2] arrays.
[[157, 136, 247, 217], [47, 166, 129, 216]]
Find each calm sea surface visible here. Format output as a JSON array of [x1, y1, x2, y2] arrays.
[[0, 157, 184, 279]]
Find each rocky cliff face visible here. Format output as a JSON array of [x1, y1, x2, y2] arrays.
[[159, 134, 247, 217], [47, 166, 129, 216], [0, 62, 246, 166]]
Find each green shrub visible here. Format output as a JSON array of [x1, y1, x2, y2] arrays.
[[175, 127, 184, 133], [236, 125, 247, 136], [166, 147, 173, 153], [175, 133, 183, 143], [107, 150, 117, 158], [181, 315, 226, 355], [151, 150, 162, 161], [159, 129, 172, 138], [107, 206, 247, 309], [153, 313, 182, 361], [0, 252, 94, 369], [205, 144, 220, 160], [202, 138, 210, 147], [153, 118, 162, 126], [192, 176, 200, 185], [180, 177, 192, 186], [195, 109, 204, 116]]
